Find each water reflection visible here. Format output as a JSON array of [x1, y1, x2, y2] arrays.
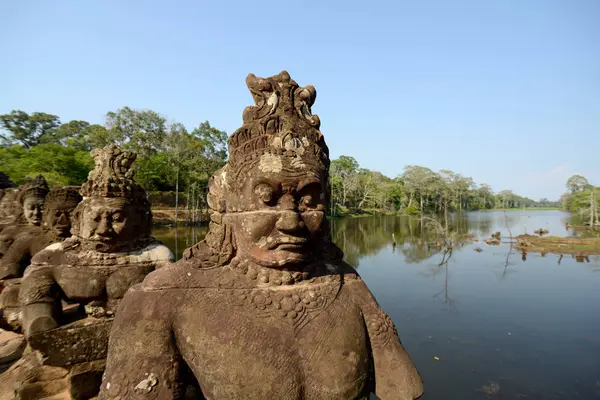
[[152, 211, 600, 399], [153, 223, 208, 261]]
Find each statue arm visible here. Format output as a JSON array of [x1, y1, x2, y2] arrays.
[[99, 285, 187, 400], [0, 236, 32, 280], [354, 281, 424, 400]]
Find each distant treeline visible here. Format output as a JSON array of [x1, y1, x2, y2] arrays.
[[329, 156, 560, 216], [1, 109, 559, 218]]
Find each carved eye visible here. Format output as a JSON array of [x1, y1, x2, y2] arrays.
[[254, 183, 276, 206]]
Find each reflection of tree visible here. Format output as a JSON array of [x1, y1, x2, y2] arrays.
[[420, 246, 455, 311], [433, 263, 455, 311], [152, 224, 209, 261], [331, 215, 476, 267]]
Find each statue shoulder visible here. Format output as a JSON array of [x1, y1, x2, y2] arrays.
[[326, 260, 361, 283], [30, 241, 68, 266], [140, 257, 228, 291]]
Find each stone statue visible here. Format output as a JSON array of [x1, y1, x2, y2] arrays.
[[0, 176, 49, 258], [99, 71, 423, 400], [0, 189, 20, 254], [0, 146, 174, 400], [0, 172, 18, 223], [20, 145, 175, 337], [0, 186, 82, 331], [0, 186, 82, 280]]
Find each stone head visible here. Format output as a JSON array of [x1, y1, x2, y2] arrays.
[[0, 188, 19, 221], [71, 145, 152, 250], [201, 71, 332, 270], [19, 175, 49, 226], [42, 186, 83, 237]]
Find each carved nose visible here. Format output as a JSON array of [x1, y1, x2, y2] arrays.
[[278, 193, 297, 211], [275, 211, 303, 234], [96, 218, 114, 236], [57, 213, 69, 225]]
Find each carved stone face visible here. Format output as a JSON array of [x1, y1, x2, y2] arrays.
[[77, 197, 148, 245], [231, 171, 326, 268], [23, 197, 44, 226], [43, 202, 78, 237], [0, 189, 19, 220]]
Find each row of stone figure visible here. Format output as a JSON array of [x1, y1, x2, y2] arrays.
[[0, 145, 174, 399], [0, 71, 423, 400]]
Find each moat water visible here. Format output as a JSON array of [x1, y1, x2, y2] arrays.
[[153, 210, 600, 400]]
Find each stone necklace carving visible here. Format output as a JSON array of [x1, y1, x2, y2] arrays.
[[227, 257, 345, 333]]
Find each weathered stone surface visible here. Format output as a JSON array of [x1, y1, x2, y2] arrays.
[[0, 329, 25, 366], [0, 187, 83, 332], [7, 146, 174, 400], [28, 318, 112, 366], [0, 350, 69, 400], [0, 186, 82, 281], [69, 359, 106, 400], [0, 176, 48, 254], [20, 146, 173, 339], [99, 72, 424, 400]]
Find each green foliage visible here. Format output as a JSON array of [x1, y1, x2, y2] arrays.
[[566, 175, 590, 194], [405, 205, 420, 216], [0, 109, 228, 200], [0, 110, 61, 149], [0, 144, 93, 186], [561, 175, 600, 226]]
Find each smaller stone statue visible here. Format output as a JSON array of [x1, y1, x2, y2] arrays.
[[0, 172, 17, 221], [0, 186, 82, 280], [20, 145, 174, 336], [0, 189, 20, 254], [0, 186, 82, 331], [0, 188, 20, 229], [0, 176, 49, 257], [0, 146, 174, 400]]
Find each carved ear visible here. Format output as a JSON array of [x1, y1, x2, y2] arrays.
[[69, 200, 86, 237], [207, 166, 228, 214]]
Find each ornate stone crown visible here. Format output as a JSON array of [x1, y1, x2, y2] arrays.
[[19, 175, 49, 203], [81, 145, 147, 206], [226, 71, 330, 192], [44, 186, 82, 210]]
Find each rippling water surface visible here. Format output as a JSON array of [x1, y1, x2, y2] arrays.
[[153, 210, 600, 399]]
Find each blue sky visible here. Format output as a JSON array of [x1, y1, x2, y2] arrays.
[[1, 0, 598, 200]]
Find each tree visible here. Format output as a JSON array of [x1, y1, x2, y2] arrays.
[[402, 165, 437, 215], [330, 156, 359, 207], [105, 107, 168, 157], [51, 120, 111, 151], [566, 175, 590, 193], [355, 169, 379, 210], [0, 110, 61, 149], [188, 121, 228, 179]]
